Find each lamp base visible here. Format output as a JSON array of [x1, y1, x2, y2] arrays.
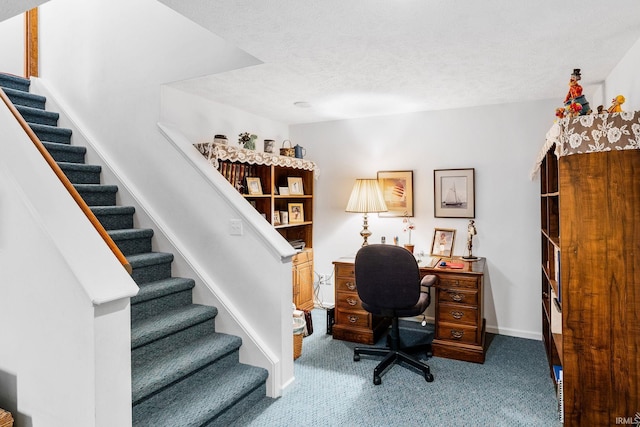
[[360, 212, 372, 246]]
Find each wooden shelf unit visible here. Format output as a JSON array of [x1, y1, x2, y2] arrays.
[[538, 137, 639, 425], [196, 142, 318, 312]]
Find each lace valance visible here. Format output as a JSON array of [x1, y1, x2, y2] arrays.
[[531, 110, 640, 179], [194, 143, 320, 179]]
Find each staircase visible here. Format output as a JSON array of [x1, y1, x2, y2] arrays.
[[0, 73, 268, 426]]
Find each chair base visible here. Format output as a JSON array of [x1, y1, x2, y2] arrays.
[[354, 346, 434, 385]]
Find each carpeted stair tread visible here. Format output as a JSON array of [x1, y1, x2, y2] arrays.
[[0, 72, 30, 91], [57, 161, 102, 184], [131, 304, 217, 350], [29, 122, 72, 144], [57, 161, 101, 173], [132, 362, 268, 427], [73, 184, 119, 206], [132, 277, 195, 305], [108, 228, 154, 240], [16, 104, 59, 126], [42, 142, 86, 163], [127, 251, 174, 269], [1, 86, 46, 109], [132, 332, 242, 404], [108, 228, 154, 255], [90, 205, 135, 230]]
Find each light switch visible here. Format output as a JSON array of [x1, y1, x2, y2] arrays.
[[229, 219, 243, 236]]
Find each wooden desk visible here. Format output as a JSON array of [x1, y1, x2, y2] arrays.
[[332, 256, 486, 363]]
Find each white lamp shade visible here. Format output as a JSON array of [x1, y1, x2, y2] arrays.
[[345, 179, 388, 213]]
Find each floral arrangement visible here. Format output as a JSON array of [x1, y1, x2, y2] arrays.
[[402, 212, 415, 244], [238, 132, 258, 149]]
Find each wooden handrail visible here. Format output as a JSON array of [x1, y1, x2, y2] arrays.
[[0, 87, 132, 274]]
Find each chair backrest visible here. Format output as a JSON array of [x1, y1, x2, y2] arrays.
[[354, 244, 421, 310]]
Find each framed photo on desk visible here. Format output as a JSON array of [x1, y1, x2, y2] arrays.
[[430, 228, 456, 257]]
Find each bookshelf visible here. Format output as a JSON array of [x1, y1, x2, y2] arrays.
[[195, 142, 318, 311], [536, 113, 640, 425]]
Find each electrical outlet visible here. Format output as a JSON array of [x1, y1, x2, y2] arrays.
[[318, 274, 326, 285]]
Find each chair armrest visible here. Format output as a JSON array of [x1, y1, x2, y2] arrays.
[[420, 275, 438, 288]]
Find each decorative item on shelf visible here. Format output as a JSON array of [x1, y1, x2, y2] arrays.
[[294, 144, 306, 159], [345, 178, 388, 246], [264, 139, 275, 153], [607, 94, 625, 113], [238, 132, 257, 150], [213, 134, 228, 145], [402, 211, 415, 253], [562, 68, 591, 117], [280, 140, 295, 157], [462, 219, 478, 260], [280, 210, 289, 225]]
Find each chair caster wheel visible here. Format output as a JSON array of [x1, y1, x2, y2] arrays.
[[373, 375, 382, 385], [354, 354, 360, 362], [425, 373, 434, 382]]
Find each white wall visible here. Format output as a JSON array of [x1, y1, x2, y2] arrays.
[[0, 90, 136, 426], [37, 0, 295, 396], [291, 99, 558, 339], [601, 36, 640, 111], [160, 85, 289, 149], [0, 13, 24, 76]]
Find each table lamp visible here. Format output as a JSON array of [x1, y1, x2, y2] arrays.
[[345, 178, 388, 246]]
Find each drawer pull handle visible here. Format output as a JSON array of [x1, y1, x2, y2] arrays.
[[450, 329, 464, 340], [451, 311, 464, 319], [449, 292, 464, 302], [346, 297, 358, 306], [347, 315, 359, 323], [346, 282, 356, 290]]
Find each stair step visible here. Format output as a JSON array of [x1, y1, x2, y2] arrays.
[[1, 87, 46, 109], [90, 205, 135, 230], [17, 105, 59, 126], [58, 161, 102, 184], [42, 142, 86, 163], [132, 277, 195, 321], [0, 72, 30, 92], [132, 332, 242, 404], [74, 184, 118, 206], [108, 228, 154, 255], [132, 362, 268, 427], [128, 252, 174, 284], [29, 122, 72, 144], [131, 304, 217, 350]]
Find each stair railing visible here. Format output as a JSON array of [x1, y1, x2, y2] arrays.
[[0, 88, 132, 274]]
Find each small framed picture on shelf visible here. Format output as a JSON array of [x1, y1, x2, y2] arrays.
[[287, 177, 304, 195], [280, 210, 289, 225], [246, 177, 263, 195], [288, 203, 304, 223], [273, 211, 281, 226], [430, 228, 456, 258], [279, 186, 290, 196]]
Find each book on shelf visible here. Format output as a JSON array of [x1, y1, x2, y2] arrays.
[[553, 366, 564, 423]]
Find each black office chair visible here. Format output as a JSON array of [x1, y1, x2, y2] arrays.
[[353, 244, 437, 385]]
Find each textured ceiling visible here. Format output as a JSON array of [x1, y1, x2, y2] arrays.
[[161, 0, 640, 124]]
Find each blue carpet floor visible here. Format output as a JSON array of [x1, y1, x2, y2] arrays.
[[232, 309, 561, 426]]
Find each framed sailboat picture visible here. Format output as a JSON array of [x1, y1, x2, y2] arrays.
[[434, 168, 475, 218]]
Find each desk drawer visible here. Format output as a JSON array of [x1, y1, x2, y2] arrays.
[[437, 322, 478, 345], [437, 303, 478, 326], [335, 264, 355, 278], [336, 308, 370, 328], [438, 288, 478, 306], [336, 291, 363, 311], [438, 274, 478, 289], [335, 277, 357, 292]]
